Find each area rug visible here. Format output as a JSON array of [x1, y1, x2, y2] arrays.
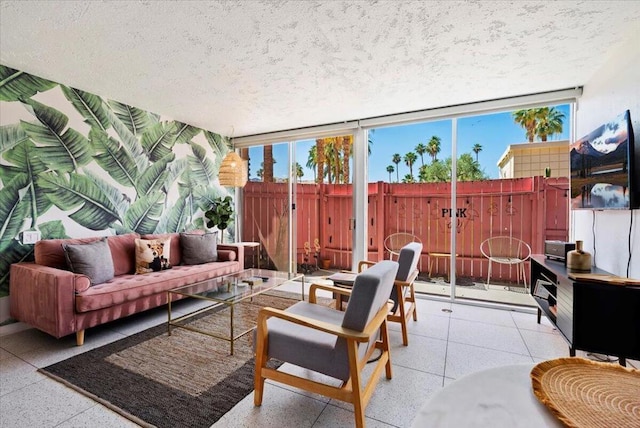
[[39, 291, 324, 428]]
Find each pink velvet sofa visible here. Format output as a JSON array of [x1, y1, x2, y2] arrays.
[[9, 232, 244, 345]]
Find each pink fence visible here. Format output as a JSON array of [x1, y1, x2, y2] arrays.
[[242, 177, 569, 284]]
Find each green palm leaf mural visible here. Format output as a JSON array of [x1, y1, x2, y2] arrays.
[[105, 107, 149, 172], [0, 65, 57, 102], [61, 86, 110, 132], [20, 99, 93, 172], [163, 157, 188, 194], [89, 128, 138, 188], [174, 121, 201, 145], [193, 185, 227, 212], [108, 100, 153, 136], [137, 153, 175, 196], [156, 188, 190, 233], [0, 174, 30, 253], [84, 170, 131, 221], [141, 121, 178, 161], [3, 140, 51, 218], [124, 190, 164, 234], [38, 173, 122, 230], [1, 123, 30, 153], [188, 142, 217, 186], [204, 131, 230, 170]]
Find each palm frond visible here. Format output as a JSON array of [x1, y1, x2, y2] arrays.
[[89, 128, 138, 188], [38, 173, 122, 230], [1, 123, 30, 154], [140, 121, 177, 161], [204, 131, 230, 170], [188, 142, 216, 186], [0, 65, 57, 102], [3, 139, 51, 216], [123, 191, 164, 234], [0, 240, 33, 297], [136, 153, 175, 196], [61, 86, 110, 132], [174, 121, 201, 145], [20, 99, 93, 172], [104, 106, 148, 172], [163, 157, 189, 194], [83, 170, 131, 221], [107, 100, 153, 136], [0, 174, 30, 253]]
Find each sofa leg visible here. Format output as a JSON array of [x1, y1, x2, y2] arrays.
[[76, 330, 85, 346]]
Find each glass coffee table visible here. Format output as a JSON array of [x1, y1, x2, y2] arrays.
[[167, 268, 304, 354]]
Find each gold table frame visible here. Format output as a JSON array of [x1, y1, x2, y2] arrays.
[[167, 268, 304, 355]]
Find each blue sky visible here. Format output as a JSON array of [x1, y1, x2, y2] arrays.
[[248, 104, 571, 181]]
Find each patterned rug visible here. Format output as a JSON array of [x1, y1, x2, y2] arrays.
[[39, 291, 323, 428]]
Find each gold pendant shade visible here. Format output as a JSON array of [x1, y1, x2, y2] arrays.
[[218, 151, 248, 187]]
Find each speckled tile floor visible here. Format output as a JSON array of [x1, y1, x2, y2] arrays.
[[1, 283, 635, 428]]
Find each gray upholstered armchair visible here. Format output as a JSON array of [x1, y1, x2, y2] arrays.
[[254, 260, 400, 428], [358, 242, 422, 346]]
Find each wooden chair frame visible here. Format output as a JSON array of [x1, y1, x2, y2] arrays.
[[359, 261, 418, 346], [254, 282, 393, 428]]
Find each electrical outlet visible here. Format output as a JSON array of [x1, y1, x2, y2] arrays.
[[22, 230, 41, 245]]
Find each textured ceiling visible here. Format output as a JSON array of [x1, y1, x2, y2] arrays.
[[1, 1, 639, 137]]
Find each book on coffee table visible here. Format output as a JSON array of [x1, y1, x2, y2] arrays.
[[244, 277, 263, 286]]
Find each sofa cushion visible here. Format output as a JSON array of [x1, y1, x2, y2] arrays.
[[135, 237, 172, 274], [35, 233, 140, 276], [180, 232, 218, 265], [75, 261, 240, 313], [63, 238, 115, 286], [142, 233, 181, 266]]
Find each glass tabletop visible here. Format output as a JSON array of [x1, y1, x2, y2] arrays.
[[169, 268, 303, 304]]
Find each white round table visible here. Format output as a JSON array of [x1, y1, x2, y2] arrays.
[[412, 364, 563, 427]]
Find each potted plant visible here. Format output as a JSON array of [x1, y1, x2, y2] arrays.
[[204, 196, 234, 242]]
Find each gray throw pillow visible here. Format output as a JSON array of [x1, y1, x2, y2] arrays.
[[180, 232, 218, 265], [63, 237, 115, 286]]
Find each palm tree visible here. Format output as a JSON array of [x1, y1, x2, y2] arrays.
[[513, 109, 539, 142], [386, 165, 394, 182], [341, 135, 352, 183], [415, 143, 427, 167], [427, 136, 441, 162], [404, 152, 417, 180], [392, 153, 401, 182], [294, 162, 304, 179], [401, 174, 415, 183], [315, 138, 325, 184], [306, 145, 317, 182], [535, 107, 565, 141], [472, 143, 483, 162], [263, 145, 274, 182]]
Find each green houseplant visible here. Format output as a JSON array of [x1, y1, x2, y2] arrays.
[[204, 196, 234, 242]]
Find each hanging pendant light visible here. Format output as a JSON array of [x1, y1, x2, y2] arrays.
[[218, 151, 248, 187]]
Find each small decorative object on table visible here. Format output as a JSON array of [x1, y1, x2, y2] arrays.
[[566, 240, 591, 272], [244, 277, 263, 286]]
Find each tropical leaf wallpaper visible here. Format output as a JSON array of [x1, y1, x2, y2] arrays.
[[0, 64, 232, 297]]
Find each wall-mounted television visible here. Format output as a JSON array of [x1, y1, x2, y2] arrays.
[[570, 110, 638, 210]]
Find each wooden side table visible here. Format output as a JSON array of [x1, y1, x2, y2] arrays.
[[236, 242, 261, 268]]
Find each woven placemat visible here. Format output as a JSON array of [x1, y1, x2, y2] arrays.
[[531, 357, 640, 428]]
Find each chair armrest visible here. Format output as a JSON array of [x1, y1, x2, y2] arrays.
[[258, 306, 371, 342], [357, 260, 377, 272], [395, 269, 419, 287], [309, 282, 352, 304]]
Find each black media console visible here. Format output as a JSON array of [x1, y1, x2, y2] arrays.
[[530, 255, 640, 366]]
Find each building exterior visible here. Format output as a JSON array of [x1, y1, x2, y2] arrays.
[[497, 140, 570, 179]]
